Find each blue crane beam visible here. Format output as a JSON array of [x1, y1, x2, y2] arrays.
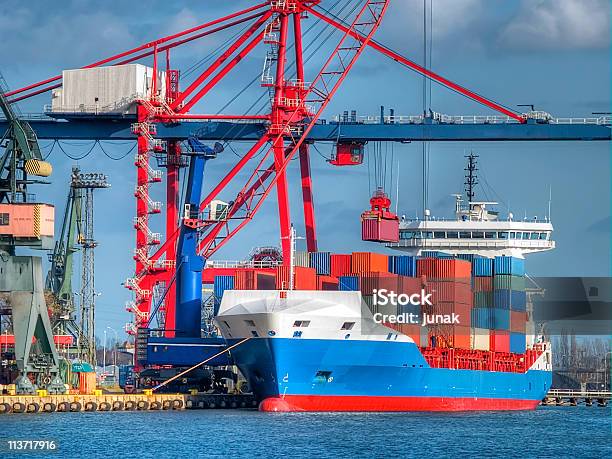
[[0, 117, 609, 142]]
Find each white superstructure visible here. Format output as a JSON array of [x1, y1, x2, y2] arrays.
[[388, 196, 554, 258]]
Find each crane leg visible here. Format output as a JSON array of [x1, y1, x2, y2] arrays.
[[299, 144, 317, 252]]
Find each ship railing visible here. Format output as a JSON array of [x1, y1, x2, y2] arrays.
[[205, 260, 282, 269], [389, 239, 555, 249], [547, 389, 611, 399], [331, 113, 612, 126]]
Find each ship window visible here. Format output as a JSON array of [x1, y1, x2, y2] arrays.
[[293, 330, 303, 338], [459, 231, 471, 239], [268, 331, 276, 337], [447, 231, 458, 239], [472, 231, 484, 238], [498, 232, 509, 239], [509, 232, 516, 239], [434, 231, 445, 238], [293, 320, 311, 327], [484, 232, 495, 239], [423, 231, 433, 239], [341, 322, 355, 330], [539, 232, 548, 240], [530, 232, 539, 240], [522, 232, 530, 239], [386, 333, 393, 340], [344, 334, 351, 339], [251, 330, 259, 337], [0, 213, 8, 226], [244, 319, 256, 327], [402, 231, 415, 239]]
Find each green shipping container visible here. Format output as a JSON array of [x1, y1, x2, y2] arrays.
[[493, 275, 526, 291], [473, 291, 493, 308]]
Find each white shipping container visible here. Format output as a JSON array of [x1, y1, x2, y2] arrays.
[[471, 328, 490, 351], [50, 64, 166, 114]]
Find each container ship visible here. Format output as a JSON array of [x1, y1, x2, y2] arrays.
[[214, 158, 554, 412]]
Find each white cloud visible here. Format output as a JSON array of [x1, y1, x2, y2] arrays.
[[499, 0, 611, 50]]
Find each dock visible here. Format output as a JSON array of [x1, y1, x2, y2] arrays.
[[0, 393, 257, 413], [542, 389, 611, 407]]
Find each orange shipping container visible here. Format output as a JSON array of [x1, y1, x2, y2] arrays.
[[276, 266, 317, 290], [351, 252, 388, 274], [317, 275, 339, 291], [78, 372, 97, 395], [417, 258, 471, 284], [397, 276, 423, 295], [359, 272, 398, 296]]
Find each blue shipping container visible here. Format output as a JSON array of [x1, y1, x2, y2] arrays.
[[214, 275, 235, 315], [494, 256, 525, 276], [421, 251, 453, 259], [309, 252, 331, 275], [473, 258, 493, 277], [471, 308, 492, 329], [510, 332, 527, 353], [492, 308, 510, 330], [388, 255, 417, 277], [493, 289, 511, 310], [511, 290, 527, 311], [338, 276, 359, 291]]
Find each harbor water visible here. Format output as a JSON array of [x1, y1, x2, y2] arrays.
[[1, 406, 610, 457]]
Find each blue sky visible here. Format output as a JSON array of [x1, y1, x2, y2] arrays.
[[1, 0, 609, 337]]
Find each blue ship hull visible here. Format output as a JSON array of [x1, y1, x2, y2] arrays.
[[229, 337, 551, 412]]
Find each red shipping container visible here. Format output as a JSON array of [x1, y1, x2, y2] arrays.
[[234, 269, 276, 290], [351, 252, 388, 274], [417, 258, 471, 284], [490, 330, 510, 352], [317, 275, 339, 291], [428, 325, 471, 350], [359, 272, 398, 296], [361, 217, 399, 243], [473, 277, 493, 292], [397, 276, 423, 295], [330, 254, 352, 277], [427, 281, 472, 305], [510, 310, 527, 333], [275, 266, 317, 290], [234, 269, 256, 290]]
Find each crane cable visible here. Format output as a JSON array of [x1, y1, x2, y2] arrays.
[[153, 337, 252, 392]]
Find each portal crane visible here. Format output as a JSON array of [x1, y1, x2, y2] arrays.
[[0, 80, 65, 394]]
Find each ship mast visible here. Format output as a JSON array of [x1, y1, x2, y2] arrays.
[[464, 152, 478, 209]]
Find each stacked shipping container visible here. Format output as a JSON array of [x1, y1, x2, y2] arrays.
[[209, 252, 530, 356]]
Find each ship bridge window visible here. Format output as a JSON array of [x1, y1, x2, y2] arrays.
[[539, 232, 548, 240], [459, 231, 471, 239], [434, 231, 446, 238], [530, 232, 539, 240], [293, 320, 311, 327], [472, 231, 484, 238], [423, 231, 433, 239], [244, 319, 256, 327], [509, 232, 516, 239], [498, 232, 509, 239], [447, 231, 458, 239], [341, 322, 355, 330], [400, 231, 416, 240], [484, 232, 496, 239]]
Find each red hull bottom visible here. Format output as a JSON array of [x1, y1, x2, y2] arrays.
[[259, 395, 541, 412]]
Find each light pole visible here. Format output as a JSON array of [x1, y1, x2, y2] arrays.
[[103, 329, 107, 376]]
